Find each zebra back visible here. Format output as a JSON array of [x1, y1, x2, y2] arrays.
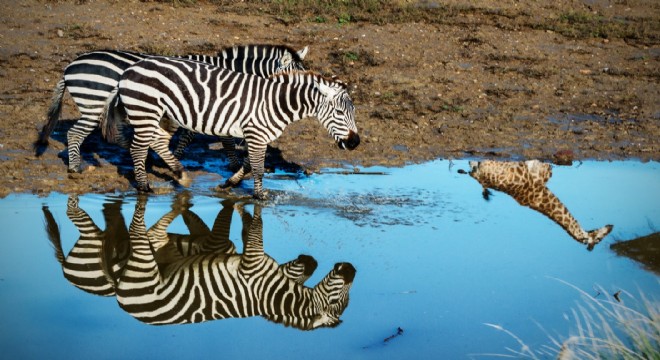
[[186, 44, 307, 78]]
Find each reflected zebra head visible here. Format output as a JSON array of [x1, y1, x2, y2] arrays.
[[315, 78, 360, 151], [310, 262, 356, 329]]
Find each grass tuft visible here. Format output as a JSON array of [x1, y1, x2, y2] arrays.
[[477, 279, 660, 359]]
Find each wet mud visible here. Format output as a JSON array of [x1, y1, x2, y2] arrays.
[[0, 0, 658, 197]]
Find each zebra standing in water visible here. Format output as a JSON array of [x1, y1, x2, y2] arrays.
[[101, 57, 360, 198], [36, 45, 309, 173], [44, 194, 318, 299], [117, 197, 355, 328]]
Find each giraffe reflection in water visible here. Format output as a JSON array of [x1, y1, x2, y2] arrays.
[[464, 160, 613, 250], [43, 194, 355, 329]]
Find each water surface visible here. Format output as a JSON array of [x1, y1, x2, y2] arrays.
[[0, 160, 658, 359]]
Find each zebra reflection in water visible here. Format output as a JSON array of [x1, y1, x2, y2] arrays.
[[44, 194, 355, 329]]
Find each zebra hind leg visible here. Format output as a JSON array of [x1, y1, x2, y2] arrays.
[[66, 118, 97, 173], [130, 138, 154, 193], [220, 136, 242, 172]]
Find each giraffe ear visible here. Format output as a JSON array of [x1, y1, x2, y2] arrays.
[[316, 81, 340, 98], [297, 46, 309, 60], [279, 52, 293, 68]]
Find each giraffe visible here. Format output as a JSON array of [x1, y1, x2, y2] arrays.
[[465, 160, 613, 250]]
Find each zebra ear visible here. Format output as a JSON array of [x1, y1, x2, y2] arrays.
[[297, 46, 309, 60], [280, 52, 293, 68], [316, 81, 340, 98]]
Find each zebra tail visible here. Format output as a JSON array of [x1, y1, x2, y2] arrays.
[[42, 205, 65, 265], [34, 78, 66, 156], [99, 87, 120, 143]]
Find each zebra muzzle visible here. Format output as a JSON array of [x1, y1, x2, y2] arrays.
[[338, 131, 360, 151], [334, 262, 356, 283]]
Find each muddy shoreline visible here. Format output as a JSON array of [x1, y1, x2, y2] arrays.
[[0, 0, 658, 197]]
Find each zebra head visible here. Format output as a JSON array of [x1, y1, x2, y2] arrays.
[[277, 46, 309, 73], [310, 262, 356, 329], [315, 78, 360, 151]]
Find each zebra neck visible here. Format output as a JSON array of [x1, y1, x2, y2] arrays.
[[268, 82, 317, 125]]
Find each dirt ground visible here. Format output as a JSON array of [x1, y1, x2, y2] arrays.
[[0, 0, 658, 197]]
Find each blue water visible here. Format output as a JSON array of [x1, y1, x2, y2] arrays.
[[0, 160, 658, 359]]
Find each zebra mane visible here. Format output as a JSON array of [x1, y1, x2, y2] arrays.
[[269, 70, 348, 89], [217, 44, 304, 63]]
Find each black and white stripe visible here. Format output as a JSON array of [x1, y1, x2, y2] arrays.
[[117, 198, 354, 328], [36, 45, 309, 173], [101, 57, 360, 198], [44, 195, 320, 305], [43, 195, 129, 296]]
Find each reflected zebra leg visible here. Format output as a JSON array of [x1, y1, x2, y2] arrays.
[[117, 196, 160, 311], [198, 199, 237, 255], [236, 204, 268, 279], [233, 202, 316, 284], [146, 200, 187, 253]]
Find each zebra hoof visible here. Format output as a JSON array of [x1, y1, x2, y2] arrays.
[[67, 167, 82, 174], [218, 180, 237, 190], [177, 172, 192, 188], [252, 190, 268, 201], [228, 163, 242, 173]]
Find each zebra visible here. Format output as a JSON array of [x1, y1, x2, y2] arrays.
[[43, 195, 129, 296], [36, 45, 309, 173], [116, 196, 355, 329], [43, 193, 317, 298], [101, 57, 360, 199]]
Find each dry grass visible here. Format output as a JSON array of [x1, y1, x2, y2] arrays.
[[476, 279, 660, 359]]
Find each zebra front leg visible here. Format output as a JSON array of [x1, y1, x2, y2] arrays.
[[217, 157, 252, 191], [237, 204, 269, 280], [151, 128, 189, 187], [172, 129, 195, 159], [246, 142, 268, 200]]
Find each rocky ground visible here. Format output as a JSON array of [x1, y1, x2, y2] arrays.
[[0, 0, 658, 197]]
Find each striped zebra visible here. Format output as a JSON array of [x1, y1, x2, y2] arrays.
[[36, 45, 309, 173], [101, 57, 360, 198], [43, 195, 129, 296], [43, 194, 317, 298], [117, 197, 355, 328]]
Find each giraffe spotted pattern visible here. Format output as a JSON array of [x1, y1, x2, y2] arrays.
[[467, 160, 613, 250]]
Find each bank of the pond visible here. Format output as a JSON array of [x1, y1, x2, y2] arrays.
[[1, 0, 658, 197]]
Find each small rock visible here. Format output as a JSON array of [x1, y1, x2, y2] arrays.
[[57, 29, 64, 37]]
